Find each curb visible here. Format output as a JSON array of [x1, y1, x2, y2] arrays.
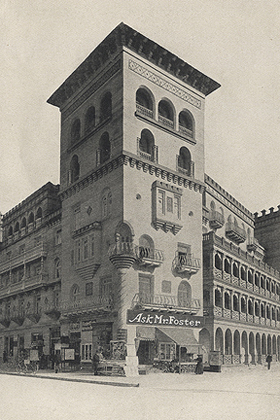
[[0, 371, 140, 388]]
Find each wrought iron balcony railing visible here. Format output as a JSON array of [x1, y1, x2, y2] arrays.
[[225, 222, 246, 244], [132, 293, 201, 314], [134, 245, 164, 267], [172, 254, 200, 275], [62, 295, 114, 315]]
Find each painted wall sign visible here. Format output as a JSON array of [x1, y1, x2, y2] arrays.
[[127, 310, 204, 327]]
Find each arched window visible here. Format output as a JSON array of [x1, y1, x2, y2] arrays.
[[85, 106, 95, 132], [36, 207, 42, 219], [266, 306, 270, 319], [224, 258, 231, 274], [136, 88, 153, 117], [71, 119, 81, 144], [255, 301, 260, 317], [138, 129, 155, 157], [232, 262, 239, 278], [224, 292, 231, 309], [71, 284, 80, 304], [158, 100, 174, 128], [21, 218, 26, 229], [69, 155, 80, 183], [178, 281, 191, 307], [241, 297, 246, 313], [177, 147, 193, 176], [100, 92, 112, 123], [28, 212, 34, 224], [14, 222, 19, 233], [214, 253, 222, 270], [254, 272, 259, 287], [8, 226, 13, 236], [99, 132, 111, 164], [179, 110, 193, 135], [233, 295, 239, 312], [139, 235, 154, 259], [261, 304, 265, 318], [248, 300, 253, 315], [215, 289, 222, 307], [241, 266, 247, 281], [261, 276, 265, 289]]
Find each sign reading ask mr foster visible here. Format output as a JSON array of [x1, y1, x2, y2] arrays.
[[127, 310, 204, 328]]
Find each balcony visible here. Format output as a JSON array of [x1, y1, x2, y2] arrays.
[[132, 293, 201, 314], [44, 302, 61, 320], [61, 295, 114, 318], [137, 139, 158, 163], [134, 245, 164, 268], [225, 222, 246, 244], [178, 125, 193, 139], [158, 115, 174, 129], [26, 306, 41, 323], [209, 210, 225, 230], [176, 159, 194, 178], [136, 103, 154, 119], [108, 241, 136, 271], [172, 254, 200, 276], [0, 242, 47, 274], [10, 308, 25, 326]]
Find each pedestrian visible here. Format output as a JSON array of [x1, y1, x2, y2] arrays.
[[266, 354, 272, 370], [92, 348, 103, 375], [195, 357, 204, 375]]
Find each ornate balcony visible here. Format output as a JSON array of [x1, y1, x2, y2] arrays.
[[172, 254, 200, 276], [137, 139, 158, 163], [44, 302, 61, 320], [26, 306, 41, 323], [0, 312, 10, 327], [61, 295, 114, 318], [10, 308, 25, 326], [209, 210, 225, 230], [134, 245, 164, 268], [108, 241, 136, 271], [132, 292, 201, 314], [136, 103, 154, 119], [225, 222, 246, 244]]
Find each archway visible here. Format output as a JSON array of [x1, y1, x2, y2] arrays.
[[249, 332, 255, 364], [215, 328, 223, 355], [241, 331, 248, 364], [233, 330, 240, 363]]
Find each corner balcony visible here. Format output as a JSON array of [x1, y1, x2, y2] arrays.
[[61, 295, 114, 319], [172, 254, 200, 276], [225, 222, 246, 244], [108, 241, 136, 271], [132, 293, 201, 314], [134, 245, 164, 268], [209, 210, 225, 230]]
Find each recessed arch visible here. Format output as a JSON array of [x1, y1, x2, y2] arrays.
[[178, 280, 192, 307], [85, 106, 95, 132], [178, 109, 194, 135], [139, 129, 155, 155], [69, 155, 80, 183], [215, 328, 223, 353], [158, 98, 175, 127], [99, 132, 111, 164], [100, 91, 112, 123], [71, 118, 81, 144], [136, 87, 154, 114]]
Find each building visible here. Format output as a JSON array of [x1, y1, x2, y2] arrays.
[[0, 23, 279, 374]]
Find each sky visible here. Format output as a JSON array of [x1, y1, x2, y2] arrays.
[[1, 0, 280, 215]]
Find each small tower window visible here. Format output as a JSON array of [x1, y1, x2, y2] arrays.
[[100, 92, 112, 123], [71, 119, 81, 144], [85, 106, 95, 132], [69, 155, 80, 184]]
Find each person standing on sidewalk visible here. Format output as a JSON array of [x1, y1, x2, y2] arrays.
[[266, 354, 272, 370]]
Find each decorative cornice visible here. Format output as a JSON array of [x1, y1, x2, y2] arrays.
[[129, 59, 201, 109], [47, 23, 220, 109], [59, 153, 205, 202]]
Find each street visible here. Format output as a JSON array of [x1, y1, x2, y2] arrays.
[[0, 365, 279, 420]]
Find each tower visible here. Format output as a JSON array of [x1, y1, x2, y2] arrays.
[[47, 23, 220, 374]]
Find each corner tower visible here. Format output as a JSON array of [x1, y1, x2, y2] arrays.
[[48, 23, 220, 375]]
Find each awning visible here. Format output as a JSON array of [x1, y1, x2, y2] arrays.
[[156, 328, 202, 353], [136, 326, 156, 341]]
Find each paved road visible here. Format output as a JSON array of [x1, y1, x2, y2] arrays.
[[1, 365, 279, 420]]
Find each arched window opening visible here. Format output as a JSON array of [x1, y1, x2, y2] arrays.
[[179, 110, 193, 134], [277, 309, 280, 322], [234, 330, 240, 355], [21, 218, 26, 229], [248, 300, 253, 315], [14, 222, 19, 233], [225, 329, 232, 355], [255, 302, 260, 317], [98, 132, 111, 164], [266, 279, 270, 292], [224, 293, 231, 310], [71, 119, 81, 144], [232, 262, 239, 278], [233, 295, 239, 312], [261, 276, 265, 289], [85, 106, 95, 132], [262, 334, 266, 355], [100, 92, 112, 123], [271, 282, 275, 294], [114, 222, 134, 254], [136, 88, 153, 117], [177, 147, 193, 176], [224, 258, 231, 274], [271, 307, 276, 321], [261, 304, 265, 318], [254, 273, 259, 287], [266, 306, 270, 319], [8, 226, 13, 236], [158, 100, 174, 128], [102, 189, 112, 219], [139, 235, 154, 259], [36, 207, 42, 219], [28, 212, 34, 224], [215, 289, 222, 308], [138, 129, 155, 157], [214, 253, 222, 270], [178, 281, 191, 307], [69, 155, 80, 183], [241, 297, 246, 313], [71, 284, 80, 304], [215, 328, 223, 353], [241, 267, 247, 281]]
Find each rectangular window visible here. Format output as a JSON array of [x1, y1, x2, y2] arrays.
[[100, 277, 112, 299], [158, 190, 165, 215], [174, 195, 181, 219], [73, 205, 81, 231], [81, 344, 92, 361], [167, 196, 173, 213], [139, 274, 153, 302], [76, 239, 81, 263], [85, 282, 93, 296], [55, 229, 62, 245], [159, 343, 176, 361]]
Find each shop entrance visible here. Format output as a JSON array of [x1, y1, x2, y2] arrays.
[[137, 340, 154, 364]]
